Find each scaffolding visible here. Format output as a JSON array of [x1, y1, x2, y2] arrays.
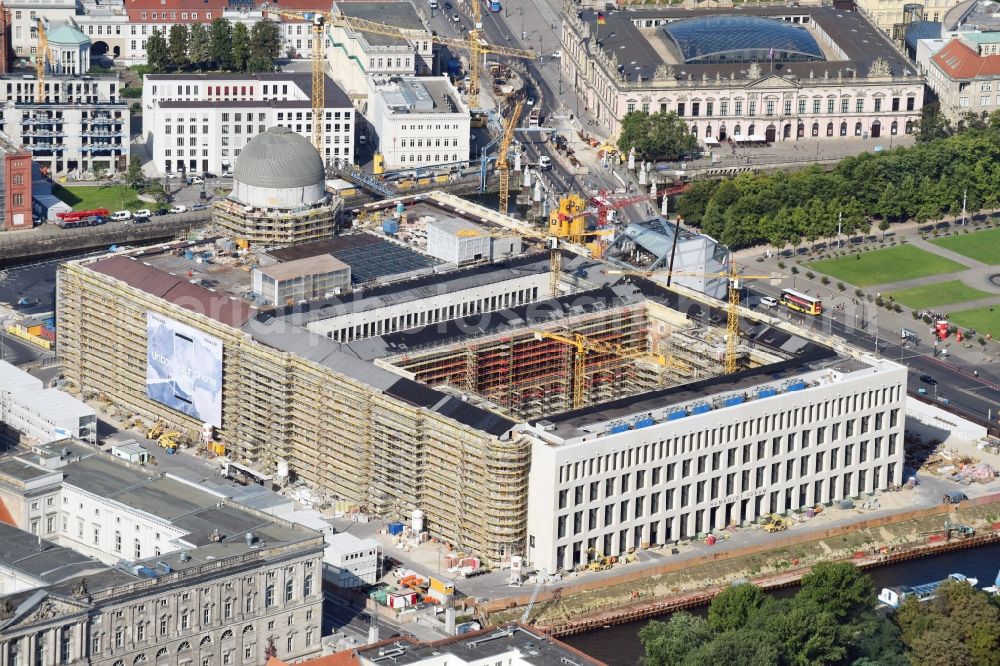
[[390, 305, 698, 420], [213, 198, 339, 247]]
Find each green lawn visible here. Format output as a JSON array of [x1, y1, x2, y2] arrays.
[[53, 184, 143, 212], [806, 246, 967, 287], [931, 227, 1000, 264], [885, 280, 993, 309], [949, 307, 1000, 337]]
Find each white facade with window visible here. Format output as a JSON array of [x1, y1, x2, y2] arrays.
[[0, 73, 129, 175], [4, 0, 77, 57], [524, 358, 907, 573], [367, 76, 470, 170], [141, 73, 354, 174], [0, 361, 96, 447]]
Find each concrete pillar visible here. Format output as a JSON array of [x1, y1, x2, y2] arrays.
[[444, 606, 456, 635]]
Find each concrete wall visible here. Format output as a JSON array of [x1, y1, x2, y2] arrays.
[[905, 395, 988, 442]]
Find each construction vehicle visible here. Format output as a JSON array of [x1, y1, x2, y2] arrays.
[[158, 432, 180, 454], [146, 420, 165, 440], [588, 554, 614, 572], [606, 267, 783, 375], [532, 329, 691, 410], [761, 514, 788, 533], [944, 521, 975, 539], [497, 99, 524, 215]]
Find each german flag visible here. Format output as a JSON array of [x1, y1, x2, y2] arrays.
[[597, 11, 606, 25]]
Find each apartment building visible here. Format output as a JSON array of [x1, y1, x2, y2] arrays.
[[141, 72, 354, 174], [523, 357, 907, 572], [0, 72, 128, 175], [367, 76, 469, 170], [924, 35, 1000, 121]]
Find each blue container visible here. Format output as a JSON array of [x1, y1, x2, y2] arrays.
[[786, 381, 807, 392], [383, 219, 399, 235], [723, 396, 744, 408], [387, 522, 404, 536], [609, 424, 629, 434], [634, 418, 655, 429], [757, 388, 777, 399], [667, 410, 687, 421], [691, 404, 712, 415], [184, 250, 194, 260]]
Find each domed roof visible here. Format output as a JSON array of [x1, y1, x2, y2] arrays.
[[663, 15, 824, 64], [47, 23, 90, 46], [234, 126, 325, 190]]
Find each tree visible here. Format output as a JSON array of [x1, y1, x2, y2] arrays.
[[168, 24, 190, 69], [208, 18, 233, 69], [125, 155, 145, 189], [707, 583, 765, 633], [796, 561, 876, 626], [232, 22, 250, 72], [92, 165, 107, 182], [681, 629, 780, 666], [617, 111, 698, 160], [760, 600, 847, 666], [878, 218, 891, 238], [146, 29, 168, 72], [638, 613, 713, 666], [249, 19, 282, 70], [915, 102, 952, 143], [188, 23, 210, 69]]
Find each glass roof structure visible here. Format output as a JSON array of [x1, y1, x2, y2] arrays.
[[663, 15, 825, 64]]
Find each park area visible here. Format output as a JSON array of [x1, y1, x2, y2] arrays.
[[885, 280, 993, 310], [806, 245, 967, 287], [949, 307, 1000, 338], [53, 183, 143, 212], [931, 227, 1000, 264]]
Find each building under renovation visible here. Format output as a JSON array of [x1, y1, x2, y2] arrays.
[[57, 191, 906, 571], [213, 126, 341, 246]]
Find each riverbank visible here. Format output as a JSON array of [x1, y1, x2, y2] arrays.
[[481, 492, 1000, 634]]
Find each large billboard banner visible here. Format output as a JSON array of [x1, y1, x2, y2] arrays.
[[146, 312, 223, 427]]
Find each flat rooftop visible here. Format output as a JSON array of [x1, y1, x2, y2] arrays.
[[356, 625, 604, 666], [0, 522, 105, 585], [580, 6, 915, 83], [267, 232, 442, 284], [335, 1, 428, 46], [377, 78, 464, 115], [152, 73, 351, 109], [256, 254, 350, 282]]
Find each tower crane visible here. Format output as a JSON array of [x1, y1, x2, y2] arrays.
[[463, 0, 536, 109], [35, 19, 53, 103], [497, 99, 524, 215], [546, 194, 615, 296], [605, 267, 784, 375], [533, 330, 691, 410]]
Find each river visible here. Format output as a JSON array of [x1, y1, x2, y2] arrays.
[[562, 543, 1000, 666]]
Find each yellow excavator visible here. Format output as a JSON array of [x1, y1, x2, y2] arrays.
[[761, 514, 789, 533], [146, 420, 165, 440], [158, 432, 180, 454], [588, 554, 614, 572]]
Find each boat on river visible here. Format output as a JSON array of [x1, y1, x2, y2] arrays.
[[878, 572, 978, 608]]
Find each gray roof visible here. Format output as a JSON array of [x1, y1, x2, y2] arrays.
[[0, 522, 106, 585], [335, 1, 428, 47], [234, 126, 325, 190]]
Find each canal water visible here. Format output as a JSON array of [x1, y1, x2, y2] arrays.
[[563, 543, 1000, 666]]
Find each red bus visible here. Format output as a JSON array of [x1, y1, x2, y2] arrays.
[[780, 288, 822, 315]]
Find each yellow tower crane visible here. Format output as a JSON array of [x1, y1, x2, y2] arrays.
[[605, 267, 784, 375], [35, 19, 53, 103], [497, 98, 524, 215], [547, 194, 614, 297], [533, 330, 691, 410], [272, 9, 536, 132]]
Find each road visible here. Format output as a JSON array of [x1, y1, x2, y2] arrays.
[[746, 285, 1000, 431]]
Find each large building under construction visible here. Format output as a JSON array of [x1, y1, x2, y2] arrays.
[[57, 191, 905, 570]]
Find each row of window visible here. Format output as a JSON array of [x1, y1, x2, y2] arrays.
[[626, 96, 917, 116], [553, 464, 897, 569], [558, 402, 901, 483], [958, 95, 1000, 107]]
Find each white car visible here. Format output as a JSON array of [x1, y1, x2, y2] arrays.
[[452, 13, 460, 22], [428, 0, 438, 7], [551, 50, 562, 58], [526, 97, 535, 106], [133, 209, 151, 219], [164, 171, 178, 179], [221, 170, 233, 178], [110, 210, 132, 221], [538, 155, 552, 171], [169, 205, 187, 214], [189, 176, 204, 184], [759, 296, 778, 308]]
